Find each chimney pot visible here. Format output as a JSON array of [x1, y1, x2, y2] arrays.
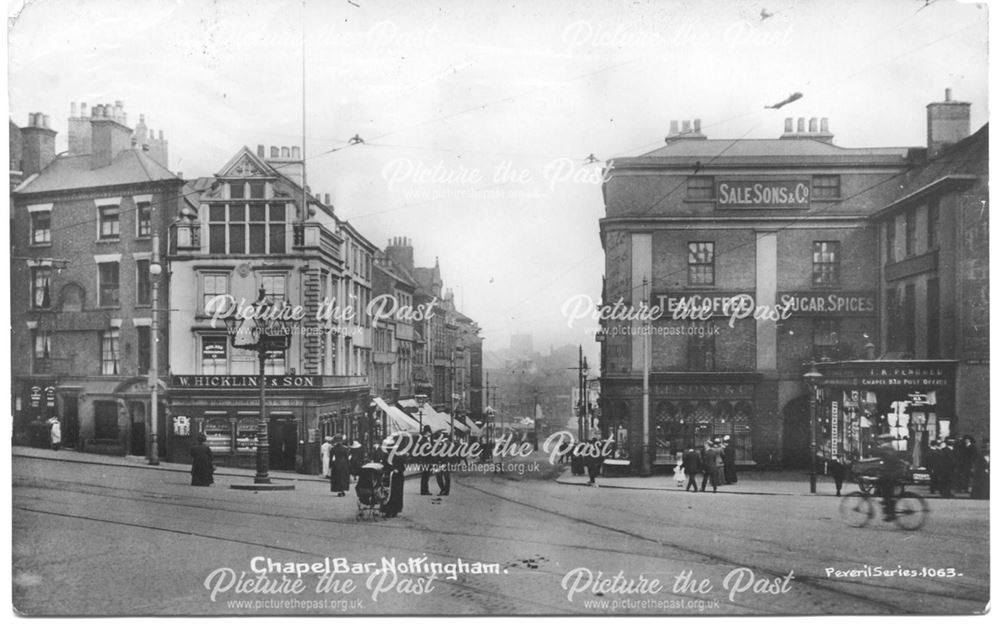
[[158, 130, 164, 140], [784, 117, 793, 132], [693, 118, 701, 133], [70, 103, 77, 118], [139, 113, 145, 123], [324, 193, 330, 204], [270, 146, 279, 158], [945, 88, 952, 102], [292, 146, 301, 159], [81, 102, 88, 117], [257, 144, 264, 157], [820, 117, 829, 133], [669, 120, 679, 136], [281, 146, 290, 158], [682, 120, 692, 133], [808, 117, 818, 132], [797, 118, 805, 132]]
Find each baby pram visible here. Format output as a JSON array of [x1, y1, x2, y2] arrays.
[[355, 462, 388, 521]]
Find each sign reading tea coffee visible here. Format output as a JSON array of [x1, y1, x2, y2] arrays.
[[716, 179, 810, 209]]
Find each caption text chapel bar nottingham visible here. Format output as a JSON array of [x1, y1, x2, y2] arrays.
[[597, 90, 987, 473]]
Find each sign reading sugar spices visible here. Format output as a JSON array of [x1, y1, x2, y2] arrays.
[[716, 179, 811, 209]]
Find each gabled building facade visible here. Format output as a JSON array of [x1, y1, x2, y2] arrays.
[[166, 145, 369, 473]]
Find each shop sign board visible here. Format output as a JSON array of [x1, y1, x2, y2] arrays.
[[815, 362, 955, 389], [777, 292, 876, 316], [716, 179, 811, 209], [172, 375, 318, 389]]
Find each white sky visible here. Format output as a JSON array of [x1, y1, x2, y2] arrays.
[[5, 0, 990, 358]]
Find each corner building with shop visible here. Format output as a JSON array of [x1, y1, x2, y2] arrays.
[[598, 102, 983, 472]]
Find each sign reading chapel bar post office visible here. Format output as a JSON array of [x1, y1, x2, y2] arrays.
[[716, 179, 811, 209]]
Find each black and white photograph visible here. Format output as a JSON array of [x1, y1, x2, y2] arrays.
[[4, 0, 991, 618]]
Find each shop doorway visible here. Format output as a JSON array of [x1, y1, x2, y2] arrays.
[[62, 396, 79, 449], [130, 402, 147, 456], [268, 418, 297, 470], [782, 395, 810, 468]]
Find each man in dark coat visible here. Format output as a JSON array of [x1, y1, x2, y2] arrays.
[[585, 438, 603, 487], [925, 440, 941, 494], [703, 440, 724, 492], [937, 439, 957, 498], [682, 446, 702, 492], [970, 441, 989, 500], [722, 435, 737, 484], [190, 433, 214, 486], [329, 437, 351, 497], [828, 454, 847, 496]]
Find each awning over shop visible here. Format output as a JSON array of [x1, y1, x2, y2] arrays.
[[463, 416, 482, 437], [415, 404, 469, 435], [372, 397, 421, 433]]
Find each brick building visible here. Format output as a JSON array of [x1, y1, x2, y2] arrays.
[[10, 102, 181, 456], [599, 114, 914, 471]]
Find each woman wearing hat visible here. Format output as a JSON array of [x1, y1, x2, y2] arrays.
[[320, 436, 334, 479], [381, 434, 406, 518], [329, 435, 351, 497], [190, 433, 214, 487]]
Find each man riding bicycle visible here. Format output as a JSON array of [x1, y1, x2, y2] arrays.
[[874, 433, 908, 521]]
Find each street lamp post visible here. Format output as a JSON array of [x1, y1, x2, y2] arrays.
[[228, 288, 294, 490], [148, 234, 162, 466], [804, 361, 824, 494]]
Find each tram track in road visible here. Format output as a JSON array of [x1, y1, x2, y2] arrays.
[[13, 465, 988, 614], [452, 476, 990, 614], [11, 473, 769, 614], [13, 490, 575, 615]]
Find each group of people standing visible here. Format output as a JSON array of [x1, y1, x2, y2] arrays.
[[925, 435, 989, 500], [320, 435, 364, 497], [679, 436, 738, 493]]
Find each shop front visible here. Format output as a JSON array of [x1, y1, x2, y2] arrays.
[[167, 374, 369, 474], [601, 374, 762, 473], [809, 360, 958, 467]]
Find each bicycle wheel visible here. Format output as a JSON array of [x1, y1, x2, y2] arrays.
[[894, 492, 929, 530], [839, 491, 874, 528]]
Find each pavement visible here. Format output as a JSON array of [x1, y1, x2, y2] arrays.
[[16, 445, 974, 501], [10, 445, 422, 485], [556, 467, 850, 496]]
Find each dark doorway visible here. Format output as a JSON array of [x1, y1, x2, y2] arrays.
[[782, 395, 810, 468], [62, 395, 79, 449], [130, 402, 146, 456], [268, 418, 297, 470]]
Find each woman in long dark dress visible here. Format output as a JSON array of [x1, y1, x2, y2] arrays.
[[190, 433, 214, 486], [330, 440, 351, 496], [381, 448, 406, 518]]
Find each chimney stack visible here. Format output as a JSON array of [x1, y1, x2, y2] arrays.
[[91, 101, 133, 169], [68, 100, 93, 156], [385, 235, 415, 272], [20, 111, 58, 176], [257, 144, 264, 157], [927, 88, 971, 158], [780, 116, 834, 143]]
